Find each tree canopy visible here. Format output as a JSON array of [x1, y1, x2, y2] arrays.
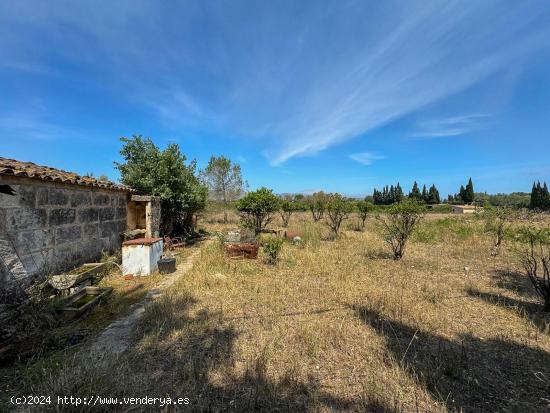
[[115, 135, 207, 235]]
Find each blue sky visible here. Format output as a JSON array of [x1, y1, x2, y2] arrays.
[[1, 1, 549, 197]]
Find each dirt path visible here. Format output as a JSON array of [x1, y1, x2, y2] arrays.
[[89, 244, 205, 362]]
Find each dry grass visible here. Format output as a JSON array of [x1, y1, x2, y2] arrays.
[[2, 213, 550, 412]]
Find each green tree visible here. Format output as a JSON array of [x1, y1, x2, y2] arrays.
[[421, 184, 428, 203], [200, 155, 245, 223], [464, 178, 475, 203], [427, 184, 440, 205], [116, 135, 207, 235], [235, 187, 280, 235], [356, 199, 375, 230], [279, 195, 300, 227], [408, 181, 422, 201], [306, 191, 328, 221], [325, 193, 353, 238], [376, 200, 426, 260]]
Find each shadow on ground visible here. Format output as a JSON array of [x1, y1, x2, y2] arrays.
[[467, 289, 550, 334], [351, 304, 550, 412], [491, 268, 539, 299], [24, 293, 403, 412]]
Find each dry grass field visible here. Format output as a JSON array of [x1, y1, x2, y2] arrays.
[[2, 212, 550, 412]]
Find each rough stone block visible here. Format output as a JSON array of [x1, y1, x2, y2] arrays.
[[53, 243, 85, 271], [5, 208, 47, 231], [0, 185, 35, 208], [100, 221, 118, 238], [56, 226, 82, 244], [48, 188, 69, 206], [37, 188, 49, 206], [93, 193, 110, 206], [19, 249, 54, 277], [78, 208, 99, 223], [116, 219, 127, 232], [49, 208, 76, 226], [115, 207, 127, 220], [70, 191, 92, 207], [16, 229, 54, 253], [99, 207, 115, 222], [118, 196, 128, 207], [83, 223, 100, 238]]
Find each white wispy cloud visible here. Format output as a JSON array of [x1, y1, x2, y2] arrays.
[[411, 114, 489, 138], [1, 1, 549, 164], [348, 152, 385, 166]]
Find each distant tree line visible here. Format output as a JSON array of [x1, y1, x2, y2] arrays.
[[373, 183, 404, 205], [372, 182, 440, 205]]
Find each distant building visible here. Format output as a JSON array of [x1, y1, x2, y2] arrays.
[[0, 157, 160, 294], [451, 205, 478, 214]]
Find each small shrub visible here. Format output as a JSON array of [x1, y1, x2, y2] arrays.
[[263, 237, 284, 265], [376, 200, 426, 260], [483, 206, 516, 249]]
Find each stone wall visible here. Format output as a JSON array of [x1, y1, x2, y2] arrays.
[[0, 176, 129, 290]]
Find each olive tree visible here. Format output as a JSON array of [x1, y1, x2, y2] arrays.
[[116, 135, 207, 235], [356, 200, 375, 230], [306, 191, 328, 222], [325, 193, 353, 238], [279, 195, 301, 227], [236, 187, 280, 235], [376, 200, 426, 260], [483, 206, 516, 250], [515, 226, 550, 311], [200, 155, 245, 223]]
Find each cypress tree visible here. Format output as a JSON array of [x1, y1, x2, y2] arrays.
[[459, 185, 466, 203], [427, 184, 440, 204], [395, 183, 404, 203], [409, 181, 421, 200], [464, 178, 475, 203], [421, 185, 428, 203], [543, 182, 550, 210]]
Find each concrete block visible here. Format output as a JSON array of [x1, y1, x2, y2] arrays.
[[56, 226, 82, 244], [49, 208, 76, 226], [78, 207, 99, 223], [70, 191, 92, 207], [122, 239, 163, 276], [48, 188, 69, 205]]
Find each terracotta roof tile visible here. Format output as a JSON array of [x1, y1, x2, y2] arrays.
[[0, 157, 134, 192]]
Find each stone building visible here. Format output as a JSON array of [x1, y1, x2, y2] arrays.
[[0, 157, 159, 296]]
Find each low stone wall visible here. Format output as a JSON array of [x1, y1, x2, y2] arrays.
[[0, 176, 129, 290]]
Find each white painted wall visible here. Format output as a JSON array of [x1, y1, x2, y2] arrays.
[[122, 240, 163, 276]]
